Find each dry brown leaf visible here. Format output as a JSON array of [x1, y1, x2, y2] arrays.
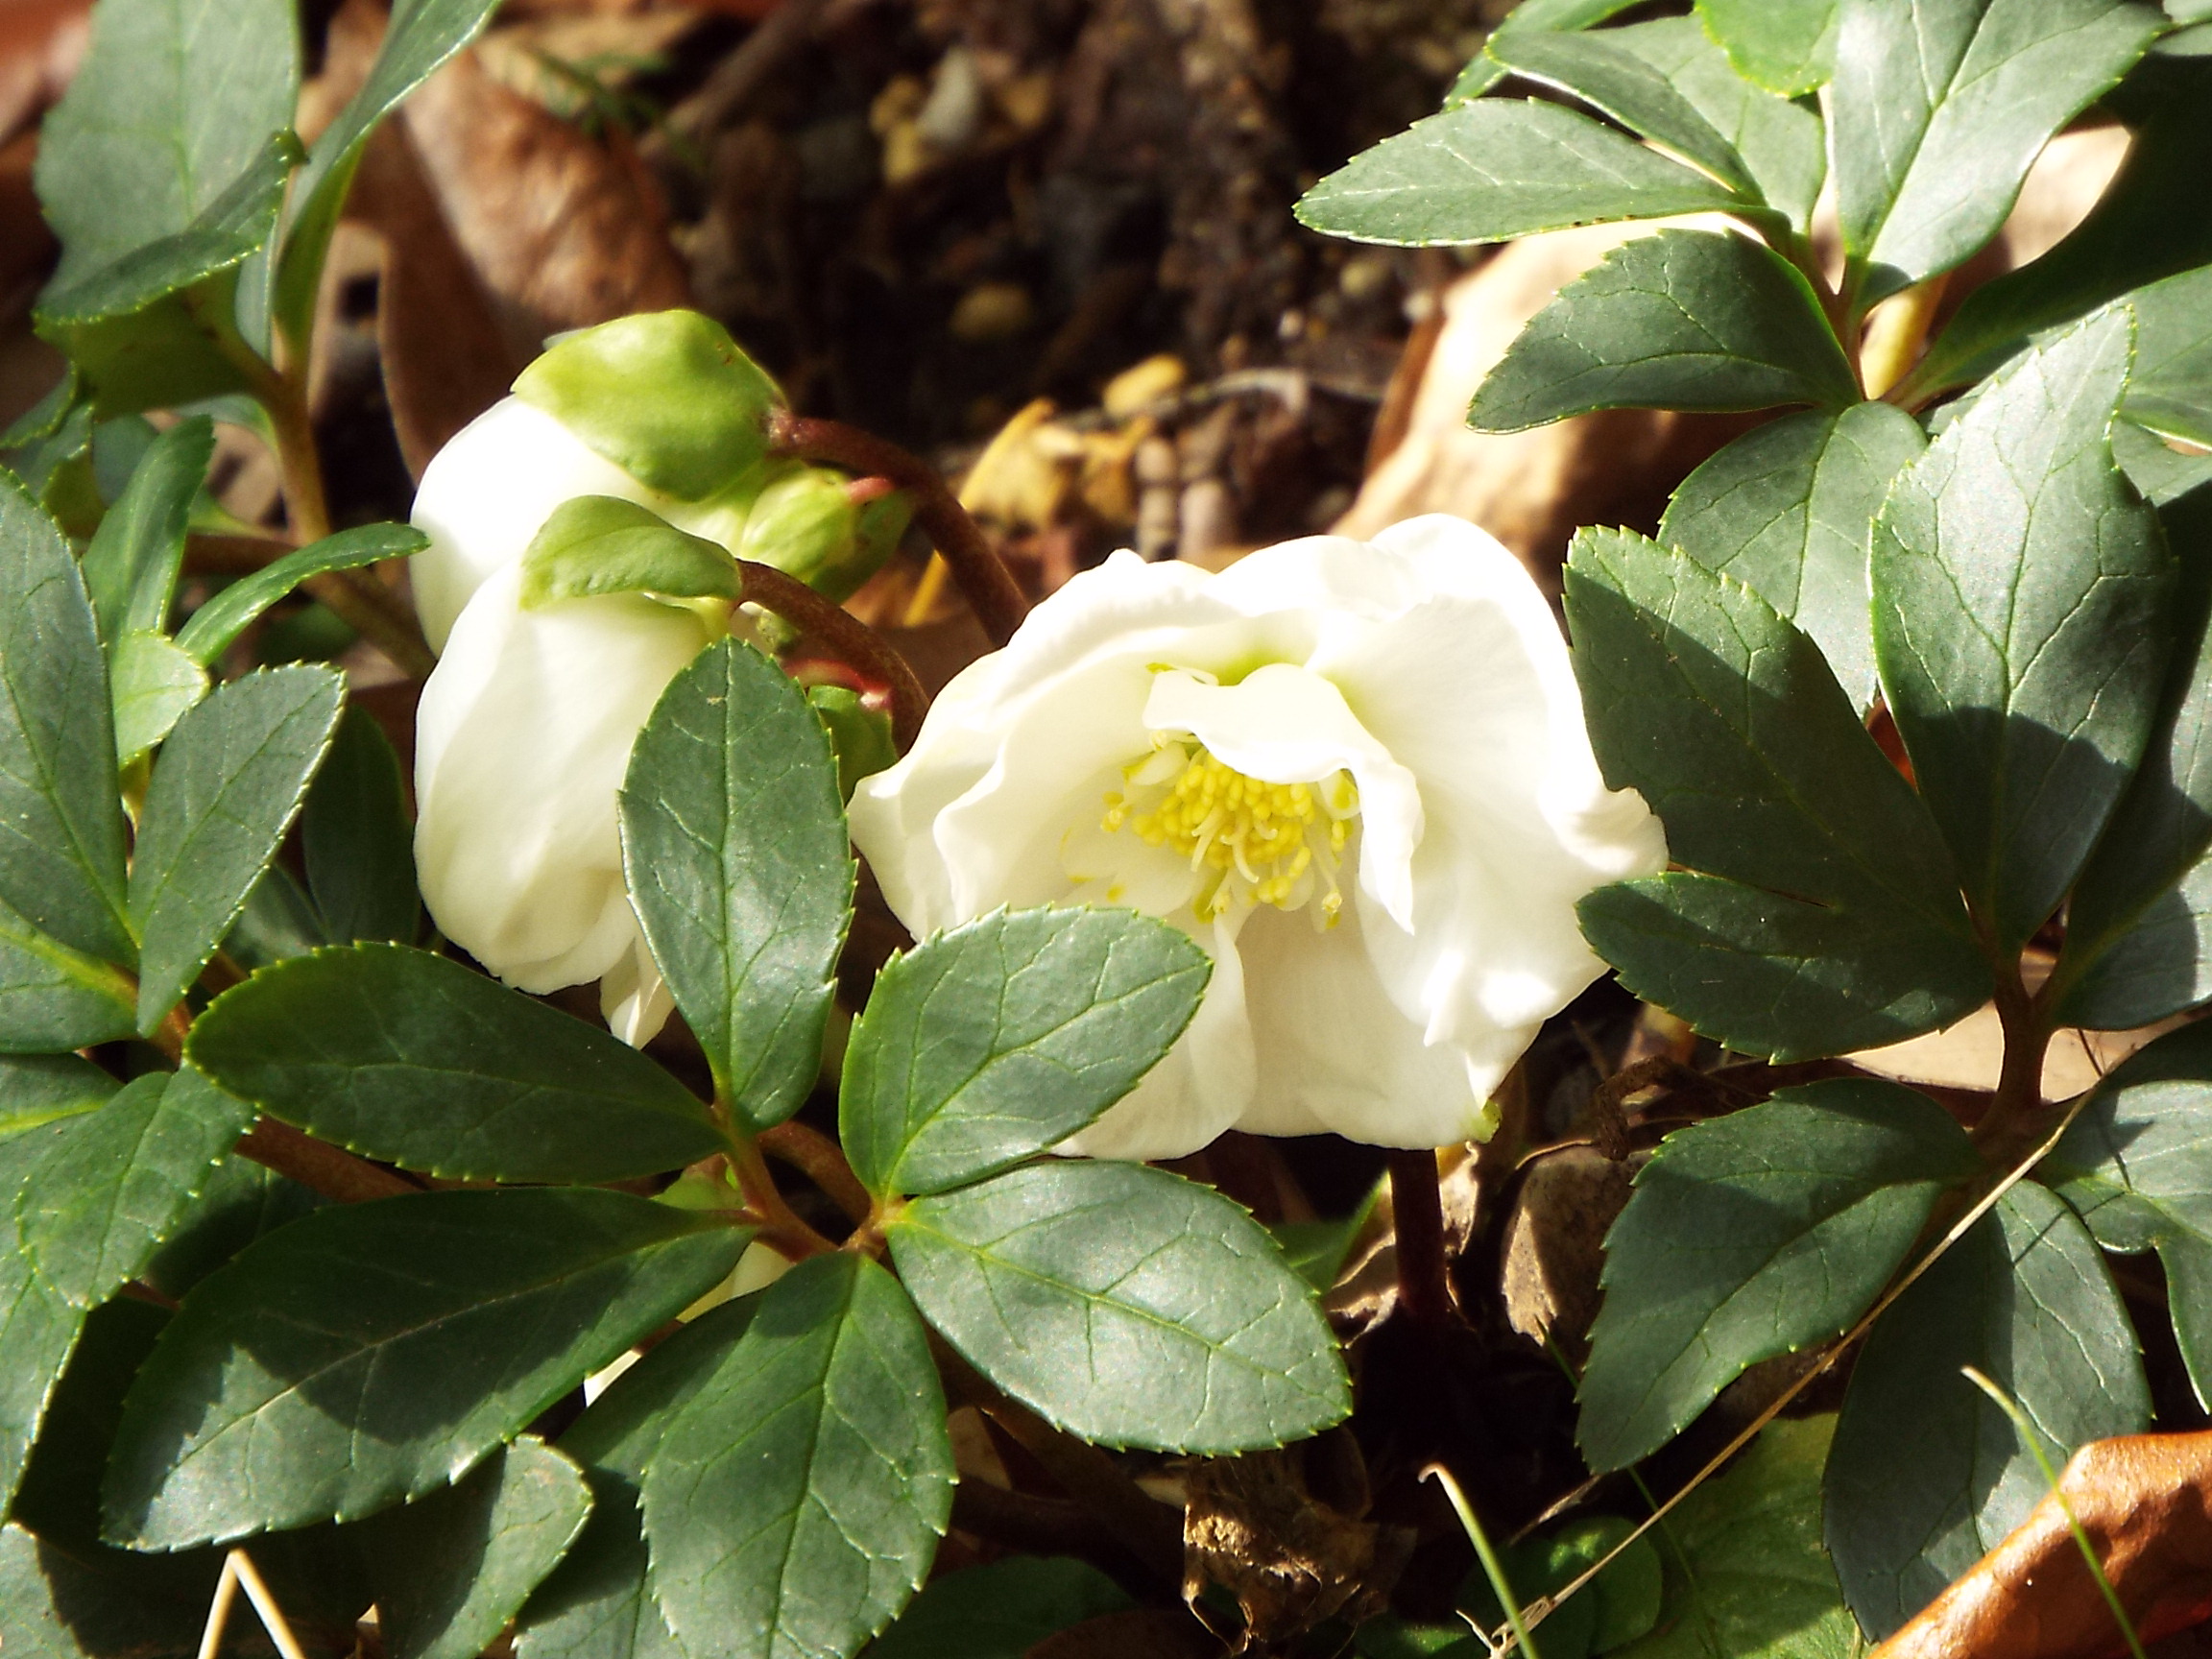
[[1871, 1430, 2212, 1659], [0, 0, 87, 147], [1025, 1608, 1221, 1659], [1325, 1142, 1483, 1339], [1501, 1145, 1643, 1359]]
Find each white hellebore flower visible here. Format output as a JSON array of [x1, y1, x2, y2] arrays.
[[848, 516, 1667, 1159]]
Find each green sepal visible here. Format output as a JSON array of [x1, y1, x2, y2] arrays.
[[806, 685, 897, 803], [517, 495, 742, 610]]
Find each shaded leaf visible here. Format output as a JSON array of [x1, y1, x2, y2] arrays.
[[639, 1254, 953, 1659], [0, 1055, 119, 1144], [186, 944, 726, 1184], [173, 523, 427, 667], [140, 1153, 320, 1303], [1660, 401, 1927, 708], [1829, 0, 2162, 306], [619, 637, 853, 1128], [1481, 31, 1757, 194], [301, 704, 419, 946], [1294, 100, 1740, 248], [101, 1189, 748, 1548], [1825, 1182, 2149, 1638], [367, 1437, 594, 1659], [78, 418, 213, 645], [0, 477, 132, 966], [2121, 261, 2212, 447], [129, 664, 346, 1035], [1461, 1514, 1664, 1656], [889, 1160, 1349, 1454], [1871, 308, 2173, 952], [866, 1557, 1134, 1659], [0, 1131, 87, 1515], [1695, 0, 1840, 95], [839, 906, 1210, 1199], [1471, 229, 1856, 433], [108, 632, 207, 763], [1578, 1080, 1975, 1472]]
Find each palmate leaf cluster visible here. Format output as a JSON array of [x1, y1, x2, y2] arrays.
[[1302, 0, 2212, 1646]]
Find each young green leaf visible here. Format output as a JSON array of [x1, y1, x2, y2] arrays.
[[1903, 62, 2212, 399], [0, 1130, 89, 1513], [173, 522, 429, 666], [1661, 401, 1926, 709], [516, 1297, 758, 1659], [2044, 1019, 2212, 1408], [619, 637, 853, 1128], [366, 1437, 594, 1659], [108, 629, 209, 762], [1448, 0, 1647, 104], [101, 1188, 750, 1549], [640, 1255, 954, 1659], [12, 1066, 255, 1310], [889, 1160, 1349, 1454], [2120, 260, 2212, 446], [868, 1557, 1134, 1659], [129, 663, 347, 1035], [273, 0, 504, 351], [1294, 100, 1740, 248], [1695, 0, 1840, 95], [78, 416, 214, 644], [1480, 32, 1757, 194], [1470, 229, 1858, 433], [517, 496, 742, 610], [302, 704, 420, 946], [1577, 1079, 1976, 1472], [1829, 0, 2163, 306], [0, 476, 132, 966], [1564, 527, 1989, 1058], [1824, 1182, 2149, 1638], [186, 944, 727, 1184], [0, 903, 137, 1052], [2053, 482, 2212, 1026], [1608, 1416, 1859, 1659], [1608, 16, 1828, 233], [1872, 307, 2174, 953], [35, 132, 303, 418], [839, 906, 1211, 1198], [0, 1052, 119, 1143]]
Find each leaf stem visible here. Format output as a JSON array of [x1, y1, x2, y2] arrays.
[[766, 410, 1029, 648], [233, 1117, 422, 1202], [1387, 1147, 1455, 1327], [757, 1119, 872, 1223], [734, 558, 928, 752]]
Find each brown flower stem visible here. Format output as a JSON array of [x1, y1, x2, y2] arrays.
[[734, 558, 928, 751], [234, 1118, 423, 1203], [1388, 1147, 1455, 1327], [757, 1119, 873, 1224], [765, 410, 1029, 649], [731, 1134, 838, 1259]]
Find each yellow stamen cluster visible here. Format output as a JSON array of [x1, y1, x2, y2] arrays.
[[1101, 737, 1358, 924]]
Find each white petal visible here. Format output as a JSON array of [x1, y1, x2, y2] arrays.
[[415, 564, 714, 993], [600, 929, 677, 1047]]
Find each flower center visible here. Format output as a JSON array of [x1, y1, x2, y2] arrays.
[[1101, 734, 1359, 924]]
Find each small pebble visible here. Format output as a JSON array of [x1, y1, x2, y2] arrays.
[[950, 282, 1036, 343]]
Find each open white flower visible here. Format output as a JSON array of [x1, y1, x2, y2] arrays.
[[848, 516, 1667, 1158]]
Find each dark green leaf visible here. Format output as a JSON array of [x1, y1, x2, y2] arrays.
[[174, 524, 427, 667], [1564, 527, 1987, 1058], [0, 1133, 87, 1514], [140, 1153, 319, 1302], [517, 497, 741, 610], [806, 685, 896, 805], [1270, 1181, 1381, 1296], [1695, 0, 1839, 94], [1609, 17, 1828, 233], [1481, 32, 1755, 193], [2053, 479, 2212, 1026], [0, 1054, 117, 1143], [618, 637, 852, 1128], [221, 866, 329, 974], [78, 418, 213, 644], [1825, 1181, 2149, 1638], [1460, 1516, 1663, 1656], [1578, 1079, 1975, 1471], [1871, 308, 2173, 951], [2044, 1019, 2212, 1407], [1470, 230, 1857, 433], [273, 0, 503, 350], [186, 944, 725, 1184], [13, 1067, 255, 1310], [0, 477, 132, 966], [516, 1298, 758, 1659], [1903, 60, 2212, 399], [35, 133, 302, 419], [2113, 418, 2212, 506], [1830, 0, 2162, 306], [2121, 262, 2212, 446], [0, 906, 136, 1053], [302, 705, 420, 946], [101, 1188, 749, 1548], [868, 1557, 1133, 1659], [1294, 100, 1740, 248], [839, 906, 1211, 1198], [108, 632, 207, 763], [367, 1438, 593, 1659], [889, 1160, 1348, 1453], [640, 1255, 953, 1659], [1448, 0, 1647, 104], [1606, 1416, 1857, 1659], [129, 664, 346, 1035], [1660, 402, 1927, 708]]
